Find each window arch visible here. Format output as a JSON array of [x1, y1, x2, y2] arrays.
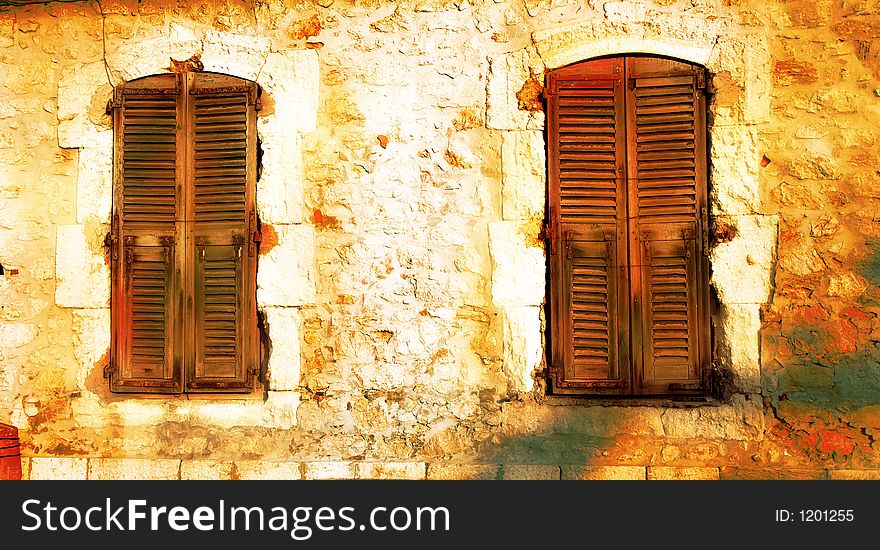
[[107, 71, 260, 393], [545, 55, 710, 396]]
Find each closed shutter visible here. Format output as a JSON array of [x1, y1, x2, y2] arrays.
[[109, 72, 258, 394], [547, 57, 630, 394], [546, 55, 710, 396], [110, 74, 184, 393], [185, 73, 259, 392], [626, 57, 709, 394]]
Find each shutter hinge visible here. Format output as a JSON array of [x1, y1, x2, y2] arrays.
[[696, 71, 707, 90], [104, 214, 119, 261], [539, 206, 558, 255], [701, 207, 709, 255], [103, 360, 115, 379], [106, 88, 123, 114], [249, 208, 260, 257]]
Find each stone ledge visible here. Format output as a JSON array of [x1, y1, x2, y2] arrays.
[[502, 464, 560, 480], [562, 465, 646, 480], [19, 458, 880, 480], [719, 467, 828, 480], [648, 466, 720, 480], [426, 464, 500, 480], [827, 470, 880, 480]]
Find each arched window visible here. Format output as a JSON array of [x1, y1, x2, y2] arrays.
[[545, 55, 710, 396], [106, 72, 260, 393]]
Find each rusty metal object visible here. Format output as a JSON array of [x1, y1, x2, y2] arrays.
[[0, 423, 22, 480]]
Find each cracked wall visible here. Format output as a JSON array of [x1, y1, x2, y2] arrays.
[[0, 0, 879, 480]]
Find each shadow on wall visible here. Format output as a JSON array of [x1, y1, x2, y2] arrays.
[[759, 239, 880, 467]]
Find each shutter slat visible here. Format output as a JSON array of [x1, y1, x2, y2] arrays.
[[191, 90, 248, 227]]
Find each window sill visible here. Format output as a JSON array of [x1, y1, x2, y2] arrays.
[[537, 393, 723, 409]]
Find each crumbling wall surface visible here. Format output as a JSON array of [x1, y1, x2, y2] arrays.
[[0, 0, 878, 480]]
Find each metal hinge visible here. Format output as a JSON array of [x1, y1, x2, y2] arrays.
[[249, 208, 260, 257], [696, 71, 707, 90], [539, 206, 557, 255], [104, 214, 119, 261], [701, 207, 709, 255], [106, 87, 123, 114], [103, 361, 115, 379]]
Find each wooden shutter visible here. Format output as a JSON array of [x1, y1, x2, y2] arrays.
[[626, 57, 710, 394], [110, 74, 184, 393], [184, 72, 259, 392], [547, 57, 631, 394], [546, 55, 710, 396]]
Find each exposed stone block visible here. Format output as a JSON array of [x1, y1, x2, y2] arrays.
[[55, 224, 110, 309], [357, 462, 426, 480], [76, 141, 113, 224], [710, 214, 778, 305], [648, 466, 719, 480], [235, 461, 301, 480], [180, 460, 235, 480], [29, 457, 88, 480], [562, 466, 646, 480], [71, 308, 110, 388], [106, 27, 201, 82], [660, 395, 764, 441], [427, 463, 500, 480], [257, 132, 304, 225], [710, 126, 760, 215], [501, 400, 664, 438], [501, 131, 545, 221], [258, 50, 319, 134], [502, 306, 541, 393], [828, 470, 880, 480], [57, 62, 107, 123], [720, 468, 827, 480], [716, 303, 762, 393], [502, 464, 560, 480], [262, 391, 301, 429], [88, 458, 180, 480], [263, 307, 302, 391], [533, 19, 721, 72], [257, 224, 316, 307], [486, 48, 545, 131], [0, 322, 37, 351], [0, 13, 13, 49], [202, 30, 270, 82], [488, 221, 544, 307], [304, 461, 356, 480]]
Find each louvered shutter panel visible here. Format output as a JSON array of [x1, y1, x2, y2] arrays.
[[110, 74, 184, 393], [547, 58, 631, 394], [626, 57, 710, 394], [185, 72, 258, 392]]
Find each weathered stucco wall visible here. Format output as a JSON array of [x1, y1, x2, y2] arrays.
[[1, 0, 879, 479]]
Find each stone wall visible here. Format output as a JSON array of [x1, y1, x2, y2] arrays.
[[0, 0, 878, 479]]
